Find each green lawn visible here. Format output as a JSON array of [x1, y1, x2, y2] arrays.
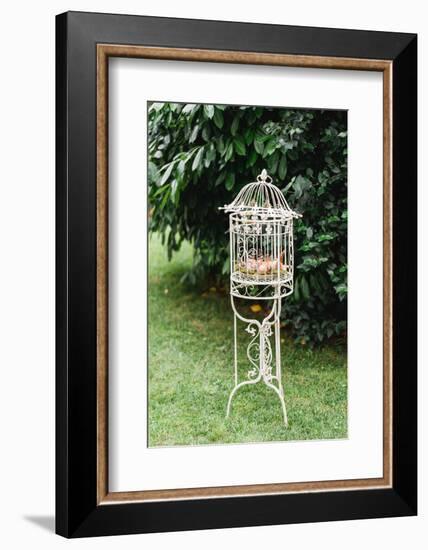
[[148, 234, 347, 447]]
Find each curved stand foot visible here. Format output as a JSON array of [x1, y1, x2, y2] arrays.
[[226, 377, 288, 426], [264, 380, 288, 426], [226, 378, 260, 418]]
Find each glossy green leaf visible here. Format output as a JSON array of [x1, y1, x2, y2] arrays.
[[231, 116, 239, 136], [182, 103, 196, 114], [300, 276, 310, 299], [189, 125, 199, 143], [171, 179, 179, 204], [192, 147, 204, 171], [233, 136, 246, 156], [225, 142, 234, 162], [213, 108, 224, 129], [278, 155, 288, 180], [254, 137, 264, 155], [267, 151, 279, 174], [225, 172, 235, 191], [201, 124, 211, 141], [160, 162, 174, 186], [263, 139, 277, 158], [204, 104, 215, 119]]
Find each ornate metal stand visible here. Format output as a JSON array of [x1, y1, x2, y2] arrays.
[[226, 296, 287, 426]]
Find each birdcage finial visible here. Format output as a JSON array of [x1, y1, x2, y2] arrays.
[[257, 169, 272, 184]]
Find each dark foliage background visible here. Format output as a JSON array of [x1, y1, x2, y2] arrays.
[[148, 102, 347, 345]]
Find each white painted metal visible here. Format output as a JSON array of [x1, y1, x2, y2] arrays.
[[220, 169, 300, 426]]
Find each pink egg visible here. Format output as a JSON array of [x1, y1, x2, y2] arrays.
[[257, 262, 268, 274]]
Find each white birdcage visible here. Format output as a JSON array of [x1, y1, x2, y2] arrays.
[[220, 169, 301, 426]]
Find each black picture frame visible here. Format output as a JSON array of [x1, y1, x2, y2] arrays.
[[56, 11, 417, 538]]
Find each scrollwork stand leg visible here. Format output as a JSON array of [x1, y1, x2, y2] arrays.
[[226, 296, 288, 426]]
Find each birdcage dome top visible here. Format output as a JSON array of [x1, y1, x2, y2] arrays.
[[220, 169, 300, 219]]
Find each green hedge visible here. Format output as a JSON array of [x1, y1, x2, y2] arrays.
[[148, 102, 347, 345]]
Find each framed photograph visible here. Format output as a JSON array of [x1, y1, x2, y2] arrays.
[[56, 11, 417, 538]]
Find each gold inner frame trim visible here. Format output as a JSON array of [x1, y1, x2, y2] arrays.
[[96, 44, 393, 505]]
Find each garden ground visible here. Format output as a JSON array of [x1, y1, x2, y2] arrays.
[[148, 234, 347, 447]]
